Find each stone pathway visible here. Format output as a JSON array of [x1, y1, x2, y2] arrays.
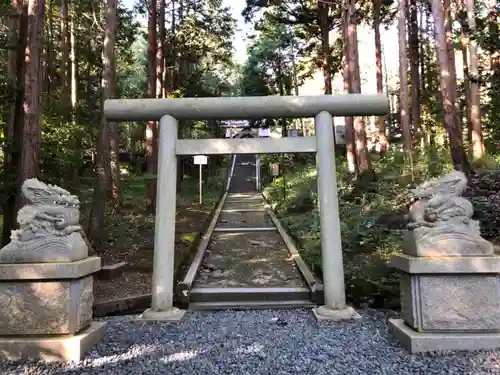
[[193, 155, 308, 290]]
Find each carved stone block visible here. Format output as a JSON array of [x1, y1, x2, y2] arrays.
[[404, 230, 494, 257], [391, 171, 500, 353], [400, 273, 500, 332], [0, 276, 93, 335], [0, 232, 89, 263], [0, 179, 106, 362], [0, 321, 108, 362], [0, 178, 89, 264]]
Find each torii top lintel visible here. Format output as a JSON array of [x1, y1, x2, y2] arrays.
[[103, 94, 389, 122]]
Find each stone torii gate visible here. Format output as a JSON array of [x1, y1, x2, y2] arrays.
[[103, 94, 389, 322]]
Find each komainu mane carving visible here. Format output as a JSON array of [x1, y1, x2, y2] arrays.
[[0, 179, 88, 263], [405, 170, 493, 257]]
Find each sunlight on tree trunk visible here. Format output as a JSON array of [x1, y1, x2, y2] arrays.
[[318, 1, 332, 95], [20, 0, 44, 186], [106, 0, 121, 212], [342, 5, 357, 175], [69, 4, 80, 187], [60, 0, 70, 104], [157, 0, 165, 100], [147, 0, 158, 211], [398, 0, 412, 157], [443, 0, 459, 135], [431, 0, 471, 172], [88, 0, 117, 245], [152, 0, 166, 208], [465, 0, 485, 162], [373, 0, 388, 154], [458, 7, 472, 152], [346, 0, 374, 182]]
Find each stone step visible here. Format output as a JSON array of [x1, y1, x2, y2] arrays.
[[189, 286, 312, 303]]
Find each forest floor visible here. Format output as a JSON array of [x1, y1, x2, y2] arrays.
[[261, 150, 500, 310], [78, 167, 227, 304]]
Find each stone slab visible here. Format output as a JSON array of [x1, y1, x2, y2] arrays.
[[95, 261, 127, 280], [138, 307, 186, 321], [391, 254, 500, 274], [389, 318, 500, 353], [0, 276, 93, 335], [93, 294, 151, 317], [312, 305, 361, 322], [0, 232, 89, 263], [0, 256, 101, 280], [400, 273, 500, 332], [0, 321, 107, 362], [217, 211, 273, 228], [194, 232, 306, 288], [403, 230, 494, 257], [226, 193, 262, 200], [223, 201, 265, 210]]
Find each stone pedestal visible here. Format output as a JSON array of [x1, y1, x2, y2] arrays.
[[389, 252, 500, 353], [0, 256, 107, 362]]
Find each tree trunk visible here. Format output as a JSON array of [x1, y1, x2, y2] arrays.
[[105, 10, 120, 212], [318, 1, 332, 95], [149, 0, 165, 210], [346, 0, 374, 181], [20, 0, 44, 182], [70, 3, 80, 186], [276, 55, 287, 137], [6, 0, 44, 238], [2, 0, 28, 246], [408, 0, 421, 137], [5, 2, 19, 167], [419, 4, 426, 97], [488, 1, 499, 146], [107, 0, 121, 211], [146, 0, 157, 211], [88, 0, 117, 246], [458, 9, 472, 151], [444, 0, 460, 135], [373, 0, 388, 154], [489, 0, 499, 95], [465, 0, 485, 161], [157, 0, 165, 99], [70, 3, 76, 113], [431, 0, 471, 171], [342, 9, 357, 174], [46, 0, 52, 94], [60, 0, 70, 106], [398, 0, 412, 157], [424, 7, 437, 148]]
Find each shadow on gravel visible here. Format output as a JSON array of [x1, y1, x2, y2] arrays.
[[2, 309, 497, 375]]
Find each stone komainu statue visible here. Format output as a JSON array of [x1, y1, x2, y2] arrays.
[[405, 170, 493, 257], [0, 178, 89, 263]]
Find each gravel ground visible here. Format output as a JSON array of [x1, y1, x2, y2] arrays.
[[1, 309, 498, 375]]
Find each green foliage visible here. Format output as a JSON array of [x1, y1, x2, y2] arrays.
[[40, 118, 89, 183], [240, 10, 295, 98], [262, 149, 466, 307], [242, 0, 395, 86], [73, 162, 228, 275], [0, 0, 238, 185]]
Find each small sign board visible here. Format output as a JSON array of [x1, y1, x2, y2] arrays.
[[335, 125, 346, 145], [258, 127, 270, 137], [269, 163, 280, 177], [193, 155, 208, 165]]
